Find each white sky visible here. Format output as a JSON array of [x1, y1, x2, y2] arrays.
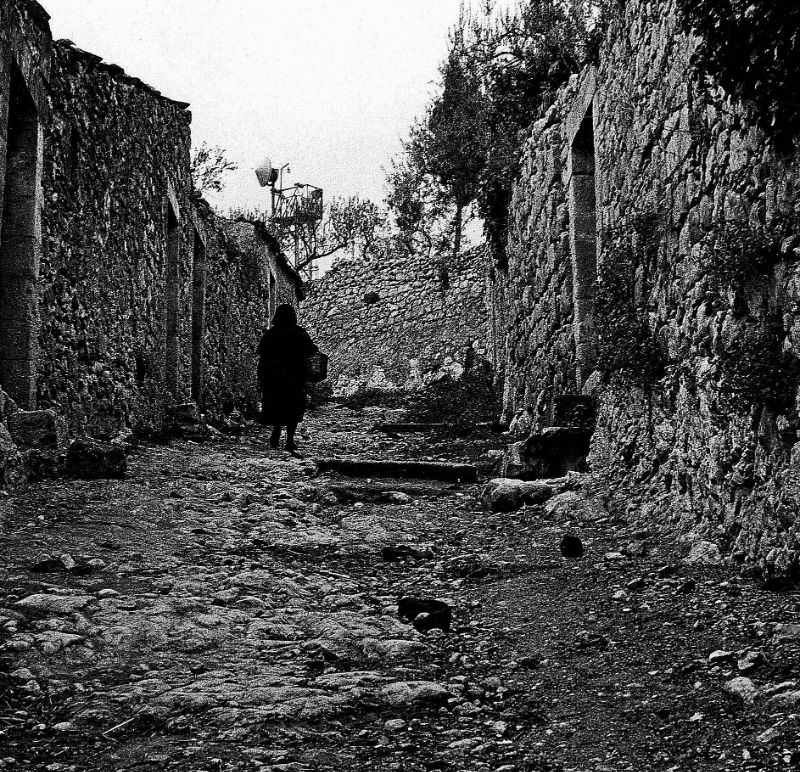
[[40, 0, 483, 214]]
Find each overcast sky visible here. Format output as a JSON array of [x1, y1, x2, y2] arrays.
[[40, 0, 482, 214]]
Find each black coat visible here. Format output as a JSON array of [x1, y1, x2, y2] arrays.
[[257, 323, 318, 425]]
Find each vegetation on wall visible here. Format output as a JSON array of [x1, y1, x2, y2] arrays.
[[594, 210, 666, 388], [716, 317, 799, 416], [676, 0, 800, 146], [701, 216, 796, 296]]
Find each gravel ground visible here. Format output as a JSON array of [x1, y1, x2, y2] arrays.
[[0, 403, 798, 771]]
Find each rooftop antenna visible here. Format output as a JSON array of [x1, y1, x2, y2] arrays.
[[255, 157, 323, 281]]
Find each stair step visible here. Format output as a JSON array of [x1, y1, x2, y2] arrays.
[[313, 458, 478, 483]]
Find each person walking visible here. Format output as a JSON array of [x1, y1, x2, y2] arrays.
[[256, 304, 319, 452]]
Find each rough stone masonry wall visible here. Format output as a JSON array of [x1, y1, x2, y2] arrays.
[[201, 217, 301, 416], [0, 0, 52, 409], [499, 77, 584, 428], [40, 40, 195, 436], [504, 0, 800, 581], [302, 247, 492, 394]]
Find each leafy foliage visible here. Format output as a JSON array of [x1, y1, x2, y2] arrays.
[[717, 318, 799, 415], [701, 216, 795, 293], [676, 0, 800, 146], [386, 1, 604, 268], [230, 196, 386, 273], [595, 211, 665, 388], [191, 143, 238, 195]]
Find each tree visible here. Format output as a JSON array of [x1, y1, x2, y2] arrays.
[[290, 195, 387, 272], [387, 1, 603, 268], [385, 146, 452, 263], [191, 143, 238, 195], [418, 29, 486, 256], [231, 196, 386, 278]]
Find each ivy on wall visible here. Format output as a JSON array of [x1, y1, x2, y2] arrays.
[[594, 210, 666, 388], [676, 0, 800, 146]]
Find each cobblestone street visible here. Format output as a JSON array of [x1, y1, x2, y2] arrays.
[[0, 405, 798, 771]]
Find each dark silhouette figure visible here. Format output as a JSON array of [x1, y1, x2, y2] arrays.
[[256, 304, 318, 451]]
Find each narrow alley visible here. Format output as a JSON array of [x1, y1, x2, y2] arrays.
[[1, 404, 798, 772]]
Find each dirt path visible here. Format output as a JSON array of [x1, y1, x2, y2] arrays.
[[1, 405, 798, 771]]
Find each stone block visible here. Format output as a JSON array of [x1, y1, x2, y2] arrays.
[[501, 427, 592, 480], [482, 478, 555, 512], [0, 423, 29, 492], [8, 409, 67, 449], [64, 438, 126, 480]]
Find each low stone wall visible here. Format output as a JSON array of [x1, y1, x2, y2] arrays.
[[501, 0, 800, 581], [302, 248, 493, 394]]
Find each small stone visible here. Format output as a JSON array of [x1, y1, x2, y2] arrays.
[[383, 719, 407, 733], [737, 650, 762, 673], [604, 551, 626, 562], [51, 722, 75, 732], [723, 676, 758, 704], [773, 623, 800, 643], [764, 690, 800, 711], [559, 534, 584, 559], [757, 726, 781, 744], [708, 649, 733, 664], [684, 540, 723, 566]]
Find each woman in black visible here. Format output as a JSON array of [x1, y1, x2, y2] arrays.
[[256, 304, 318, 451]]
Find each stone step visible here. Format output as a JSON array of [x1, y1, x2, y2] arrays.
[[374, 421, 507, 434], [313, 458, 478, 483]]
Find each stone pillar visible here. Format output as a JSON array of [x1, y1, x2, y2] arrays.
[[165, 200, 181, 398], [191, 229, 206, 404], [0, 64, 43, 409], [568, 106, 598, 386]]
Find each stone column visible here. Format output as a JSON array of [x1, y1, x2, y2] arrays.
[[568, 107, 598, 386], [0, 64, 43, 409]]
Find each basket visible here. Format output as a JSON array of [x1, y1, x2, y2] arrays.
[[305, 351, 329, 383]]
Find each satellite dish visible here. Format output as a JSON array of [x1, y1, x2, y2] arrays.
[[255, 157, 275, 187]]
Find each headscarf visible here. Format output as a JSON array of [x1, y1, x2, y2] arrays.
[[272, 304, 298, 329]]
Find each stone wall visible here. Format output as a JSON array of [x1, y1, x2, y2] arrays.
[[502, 0, 800, 581], [201, 216, 302, 416], [0, 0, 51, 410], [0, 2, 300, 450], [40, 39, 196, 436], [302, 247, 493, 394]]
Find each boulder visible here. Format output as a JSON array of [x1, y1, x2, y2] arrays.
[[164, 403, 218, 442], [684, 540, 723, 566], [544, 490, 606, 522], [723, 676, 758, 704], [65, 438, 127, 480], [8, 409, 68, 450], [500, 427, 592, 479], [482, 478, 555, 512]]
